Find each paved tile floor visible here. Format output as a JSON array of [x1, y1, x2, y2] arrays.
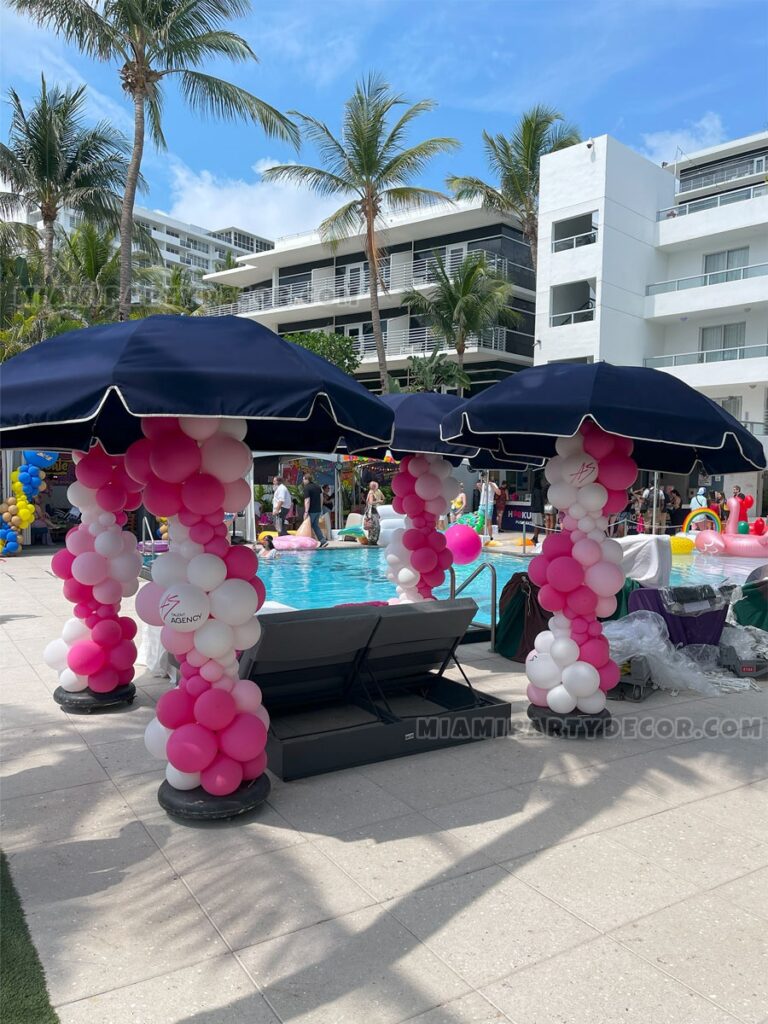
[[2, 551, 767, 1024]]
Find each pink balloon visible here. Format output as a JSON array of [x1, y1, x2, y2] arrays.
[[561, 515, 579, 532], [241, 750, 268, 780], [437, 549, 453, 570], [124, 438, 154, 485], [219, 712, 268, 762], [115, 512, 128, 527], [88, 668, 119, 693], [231, 678, 263, 713], [160, 625, 195, 656], [542, 533, 572, 559], [427, 532, 447, 552], [546, 556, 584, 593], [403, 529, 426, 552], [68, 641, 107, 676], [135, 581, 164, 626], [200, 754, 243, 796], [579, 636, 611, 668], [411, 515, 427, 528], [156, 689, 196, 728], [91, 619, 122, 647], [527, 682, 550, 707], [205, 537, 231, 557], [149, 432, 202, 483], [166, 723, 218, 773], [190, 522, 215, 544], [117, 667, 135, 685], [572, 539, 602, 567], [595, 595, 618, 618], [445, 524, 482, 565], [538, 584, 566, 612], [92, 578, 123, 605], [66, 528, 94, 556], [72, 552, 109, 586], [109, 639, 136, 671], [583, 432, 616, 460], [140, 417, 179, 439], [585, 561, 624, 598], [249, 575, 266, 611], [597, 454, 637, 491], [63, 577, 91, 604], [143, 476, 183, 517], [185, 675, 211, 699], [587, 621, 603, 637], [392, 496, 406, 515], [411, 547, 438, 574], [182, 474, 226, 515], [612, 436, 634, 456], [602, 489, 628, 514], [194, 688, 237, 731], [96, 483, 127, 513], [74, 602, 91, 619], [567, 585, 599, 616], [528, 555, 550, 587], [391, 472, 415, 496], [421, 567, 445, 589], [598, 660, 621, 691], [222, 478, 251, 514], [402, 493, 425, 518], [74, 447, 114, 489], [178, 509, 202, 527], [225, 546, 258, 580], [51, 549, 75, 579], [200, 434, 252, 483]]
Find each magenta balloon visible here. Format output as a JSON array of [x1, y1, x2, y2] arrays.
[[88, 668, 119, 693], [421, 568, 445, 588], [427, 532, 447, 552], [117, 667, 135, 685], [135, 581, 164, 626], [612, 436, 634, 457], [75, 450, 114, 489], [392, 496, 406, 515], [587, 621, 603, 637], [96, 483, 127, 513], [411, 547, 438, 574], [445, 524, 482, 565], [156, 688, 196, 729], [189, 522, 215, 544], [411, 514, 426, 528], [149, 432, 202, 483], [143, 476, 183, 517], [527, 682, 550, 707], [437, 549, 453, 570], [181, 473, 226, 515], [542, 533, 572, 559], [567, 585, 599, 616], [597, 454, 637, 491], [402, 493, 425, 518], [527, 555, 550, 587], [140, 417, 179, 439], [219, 712, 267, 762], [67, 640, 107, 676], [241, 750, 268, 780], [91, 619, 122, 647], [51, 549, 75, 580], [583, 432, 616, 460], [598, 660, 621, 691], [579, 636, 611, 668], [177, 509, 200, 527], [109, 639, 137, 671], [74, 602, 91, 619], [72, 552, 109, 586], [194, 688, 237, 731], [124, 438, 153, 485], [602, 489, 628, 515], [160, 625, 195, 655], [201, 753, 243, 796], [222, 477, 252, 513], [539, 584, 566, 612], [206, 537, 231, 558], [185, 675, 210, 698], [546, 556, 584, 593], [249, 575, 266, 611], [224, 546, 257, 580], [403, 528, 426, 551], [391, 472, 415, 496], [166, 723, 218, 773]]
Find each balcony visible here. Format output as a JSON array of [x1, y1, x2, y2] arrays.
[[644, 343, 768, 369], [677, 154, 767, 194], [549, 306, 595, 327], [353, 326, 532, 362], [647, 262, 768, 296], [658, 183, 767, 221], [203, 249, 534, 317], [551, 229, 597, 253]]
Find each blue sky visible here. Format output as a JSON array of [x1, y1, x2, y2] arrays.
[[2, 0, 767, 239]]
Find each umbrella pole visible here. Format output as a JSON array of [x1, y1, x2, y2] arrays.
[[652, 470, 659, 535]]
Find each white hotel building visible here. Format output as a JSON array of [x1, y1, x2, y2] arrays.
[[535, 131, 768, 505], [203, 201, 536, 392]]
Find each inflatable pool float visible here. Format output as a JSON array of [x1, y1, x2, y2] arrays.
[[695, 497, 768, 558], [681, 508, 722, 533], [670, 535, 695, 555], [272, 535, 319, 551]]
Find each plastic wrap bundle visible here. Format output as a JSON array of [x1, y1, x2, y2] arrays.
[[524, 423, 638, 715], [43, 444, 143, 694], [131, 416, 269, 796]]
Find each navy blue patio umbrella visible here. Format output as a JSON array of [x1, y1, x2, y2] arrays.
[[0, 316, 394, 454], [440, 362, 765, 475]]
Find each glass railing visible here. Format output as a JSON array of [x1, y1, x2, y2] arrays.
[[549, 307, 595, 327], [552, 229, 598, 252], [644, 343, 768, 368], [647, 262, 768, 296], [740, 419, 768, 437], [353, 327, 531, 360], [658, 183, 767, 220], [678, 155, 766, 193]]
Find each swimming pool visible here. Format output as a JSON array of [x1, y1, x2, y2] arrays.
[[257, 546, 757, 622]]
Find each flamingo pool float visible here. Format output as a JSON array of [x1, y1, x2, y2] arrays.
[[695, 497, 768, 557]]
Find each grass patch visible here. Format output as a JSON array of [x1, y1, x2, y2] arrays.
[[1, 851, 59, 1024]]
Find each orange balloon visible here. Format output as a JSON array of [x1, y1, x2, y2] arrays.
[[11, 516, 21, 526], [2, 512, 10, 522]]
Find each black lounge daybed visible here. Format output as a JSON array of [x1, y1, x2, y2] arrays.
[[238, 598, 511, 780]]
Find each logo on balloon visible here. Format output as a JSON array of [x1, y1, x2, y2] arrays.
[[159, 584, 211, 632]]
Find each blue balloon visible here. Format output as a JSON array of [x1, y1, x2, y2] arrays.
[[22, 450, 58, 469], [28, 466, 41, 477]]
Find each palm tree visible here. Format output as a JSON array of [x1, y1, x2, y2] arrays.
[[447, 105, 580, 270], [404, 345, 471, 394], [10, 0, 299, 321], [401, 252, 519, 394], [262, 73, 460, 392], [0, 76, 131, 283], [57, 222, 121, 322]]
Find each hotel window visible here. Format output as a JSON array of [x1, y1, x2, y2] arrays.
[[699, 322, 746, 361], [703, 247, 748, 281], [718, 396, 742, 420]]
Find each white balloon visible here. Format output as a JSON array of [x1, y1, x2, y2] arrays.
[[577, 516, 596, 533], [561, 453, 599, 489], [80, 508, 98, 524], [94, 529, 124, 558], [209, 579, 258, 627], [178, 415, 221, 441], [43, 638, 70, 671], [442, 476, 460, 501], [431, 458, 452, 480], [58, 669, 88, 692], [578, 483, 608, 513], [562, 661, 600, 698], [390, 528, 406, 545], [168, 520, 190, 543], [180, 540, 205, 560], [253, 704, 270, 729], [165, 765, 201, 790], [601, 538, 624, 565], [544, 457, 565, 484], [232, 616, 262, 650], [144, 717, 172, 760], [397, 566, 419, 587], [547, 481, 578, 511], [593, 515, 610, 531], [555, 434, 584, 457], [194, 619, 235, 659], [588, 529, 607, 544], [98, 512, 117, 527], [158, 583, 211, 632], [550, 637, 580, 668], [547, 684, 578, 715], [217, 418, 248, 441], [88, 522, 102, 537], [549, 613, 571, 635], [525, 650, 561, 689], [110, 552, 141, 582], [577, 689, 607, 714], [533, 630, 555, 654], [151, 552, 189, 589], [67, 481, 97, 510], [62, 618, 89, 644], [122, 579, 139, 597], [187, 553, 227, 592], [122, 531, 139, 552]]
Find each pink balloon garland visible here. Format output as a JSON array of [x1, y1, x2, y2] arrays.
[[524, 423, 637, 715]]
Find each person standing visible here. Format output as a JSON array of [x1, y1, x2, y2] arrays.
[[495, 482, 509, 533], [478, 477, 499, 533], [451, 483, 467, 523], [667, 488, 684, 532], [363, 480, 384, 546], [303, 473, 327, 547], [271, 475, 292, 536], [689, 486, 709, 529], [529, 474, 546, 545]]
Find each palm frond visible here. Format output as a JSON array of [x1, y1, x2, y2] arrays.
[[446, 174, 508, 212], [7, 0, 123, 59], [318, 200, 363, 245], [378, 137, 460, 187], [174, 71, 299, 145], [260, 163, 352, 198]]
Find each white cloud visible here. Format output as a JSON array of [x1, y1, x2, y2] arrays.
[[640, 112, 726, 165], [164, 157, 344, 239]]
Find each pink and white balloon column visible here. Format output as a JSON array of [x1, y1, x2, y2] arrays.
[[524, 422, 637, 717], [386, 454, 458, 602], [129, 417, 269, 797], [45, 445, 143, 701]]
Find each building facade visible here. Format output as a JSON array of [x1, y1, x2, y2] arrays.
[[204, 201, 536, 392], [535, 131, 768, 505]]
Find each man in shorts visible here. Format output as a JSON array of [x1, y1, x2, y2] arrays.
[[530, 473, 545, 545]]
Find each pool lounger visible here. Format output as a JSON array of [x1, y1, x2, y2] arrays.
[[238, 598, 511, 780]]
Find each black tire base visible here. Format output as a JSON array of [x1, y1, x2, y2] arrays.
[[53, 683, 136, 713], [157, 773, 271, 821], [527, 703, 611, 738]]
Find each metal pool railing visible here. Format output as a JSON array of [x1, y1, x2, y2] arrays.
[[449, 561, 498, 650]]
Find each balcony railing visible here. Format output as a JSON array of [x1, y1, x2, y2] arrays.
[[678, 154, 766, 194], [550, 306, 595, 327], [352, 326, 531, 361], [552, 229, 598, 253], [740, 419, 768, 438], [646, 262, 768, 296], [658, 182, 767, 220], [644, 343, 768, 368], [204, 249, 534, 316]]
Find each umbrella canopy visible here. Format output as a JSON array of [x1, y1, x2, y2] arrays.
[[441, 362, 766, 474], [0, 316, 393, 455]]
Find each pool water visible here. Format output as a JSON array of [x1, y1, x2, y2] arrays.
[[257, 547, 756, 623]]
